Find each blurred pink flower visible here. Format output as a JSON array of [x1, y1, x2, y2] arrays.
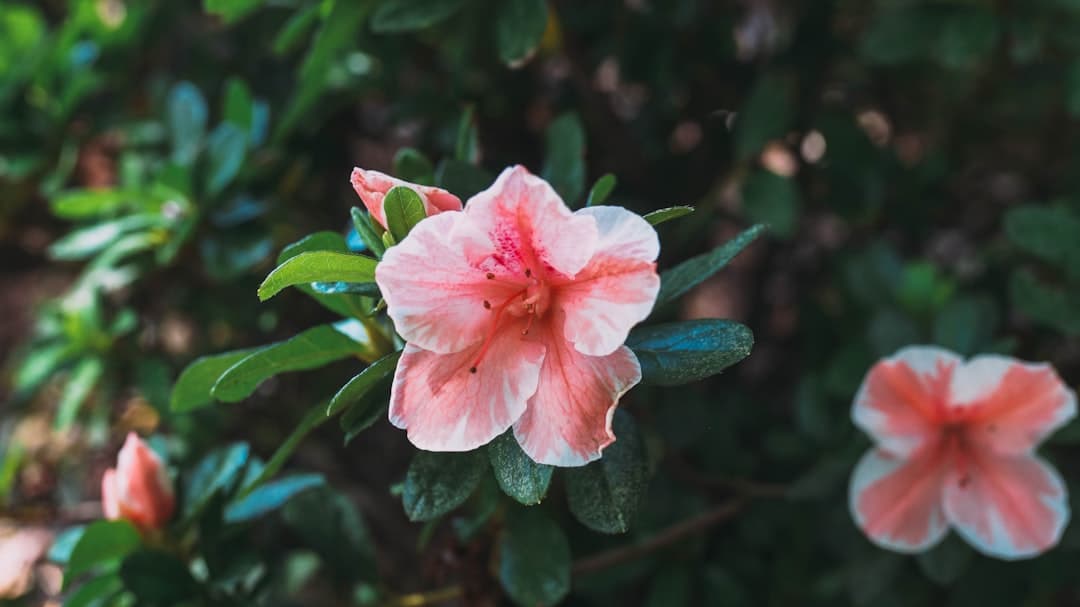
[[350, 168, 462, 230], [0, 526, 53, 598], [849, 346, 1076, 559], [102, 433, 175, 532], [376, 165, 660, 466]]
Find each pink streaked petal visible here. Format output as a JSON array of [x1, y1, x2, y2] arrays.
[[513, 316, 641, 466], [388, 326, 546, 452], [376, 211, 521, 354], [943, 450, 1069, 560], [101, 468, 120, 520], [848, 447, 950, 553], [557, 206, 660, 357], [852, 346, 960, 457], [951, 356, 1078, 455], [116, 433, 174, 529], [350, 168, 462, 229], [464, 165, 598, 280]]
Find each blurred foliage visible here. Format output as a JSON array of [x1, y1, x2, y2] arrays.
[[2, 0, 1080, 605]]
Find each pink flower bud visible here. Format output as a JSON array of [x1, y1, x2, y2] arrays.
[[101, 433, 175, 531], [350, 167, 462, 230]]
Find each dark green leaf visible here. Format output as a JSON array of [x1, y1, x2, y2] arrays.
[[171, 349, 259, 412], [586, 173, 616, 207], [351, 207, 387, 259], [371, 0, 467, 33], [212, 325, 365, 402], [734, 73, 792, 160], [64, 574, 123, 607], [283, 487, 376, 583], [67, 520, 140, 579], [167, 82, 208, 166], [393, 148, 435, 185], [917, 535, 973, 586], [278, 231, 349, 265], [656, 224, 765, 307], [258, 251, 377, 301], [224, 474, 324, 523], [204, 123, 248, 196], [435, 159, 492, 200], [402, 450, 486, 522], [119, 550, 198, 604], [273, 3, 320, 55], [498, 507, 570, 607], [932, 296, 998, 356], [542, 112, 586, 204], [204, 0, 262, 23], [495, 0, 548, 66], [223, 77, 254, 132], [487, 431, 552, 505], [1010, 269, 1080, 335], [643, 206, 694, 226], [383, 186, 427, 242], [328, 351, 401, 416], [742, 170, 799, 238], [1003, 205, 1080, 266], [455, 106, 479, 163], [627, 320, 754, 386], [564, 410, 647, 534], [184, 443, 250, 516]]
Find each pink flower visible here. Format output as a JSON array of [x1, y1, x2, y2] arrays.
[[375, 165, 660, 466], [0, 526, 52, 599], [351, 167, 463, 230], [850, 346, 1076, 559], [101, 433, 175, 531]]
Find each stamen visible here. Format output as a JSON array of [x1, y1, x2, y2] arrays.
[[486, 272, 495, 280], [469, 366, 477, 373], [483, 300, 491, 309], [522, 313, 537, 336], [525, 269, 532, 278], [468, 288, 527, 374]]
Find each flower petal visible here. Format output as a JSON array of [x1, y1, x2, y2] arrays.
[[389, 322, 546, 452], [351, 168, 462, 229], [943, 450, 1069, 560], [377, 211, 522, 354], [557, 206, 660, 356], [852, 346, 960, 457], [949, 355, 1077, 455], [849, 447, 950, 553], [465, 165, 598, 280], [115, 433, 174, 529], [513, 316, 641, 466], [101, 468, 120, 520]]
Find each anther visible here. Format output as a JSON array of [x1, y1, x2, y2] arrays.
[[525, 269, 532, 278], [486, 272, 495, 280], [483, 300, 491, 309], [469, 366, 477, 373]]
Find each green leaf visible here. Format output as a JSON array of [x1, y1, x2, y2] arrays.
[[383, 186, 427, 242], [204, 123, 248, 196], [49, 189, 134, 219], [435, 159, 492, 200], [542, 112, 586, 204], [656, 224, 765, 307], [170, 348, 259, 412], [204, 0, 262, 23], [167, 81, 208, 166], [339, 378, 391, 444], [495, 0, 548, 66], [224, 474, 325, 523], [258, 251, 378, 301], [328, 351, 401, 416], [586, 173, 616, 207], [1003, 205, 1080, 267], [371, 0, 467, 33], [55, 357, 104, 430], [283, 487, 376, 582], [932, 296, 998, 356], [211, 325, 365, 402], [734, 73, 793, 160], [277, 232, 373, 318], [67, 520, 140, 579], [48, 215, 163, 261], [223, 77, 254, 132], [917, 535, 973, 586], [310, 281, 381, 296], [239, 403, 330, 498], [14, 342, 73, 395], [487, 432, 552, 505], [564, 410, 647, 534], [455, 106, 479, 163], [498, 507, 571, 607], [643, 206, 694, 226], [393, 148, 435, 185], [1010, 269, 1080, 335], [278, 231, 349, 265], [351, 207, 387, 258], [627, 320, 754, 386], [184, 443, 251, 516], [273, 3, 320, 55], [402, 450, 486, 522], [742, 170, 799, 238], [64, 574, 123, 607], [119, 550, 198, 604]]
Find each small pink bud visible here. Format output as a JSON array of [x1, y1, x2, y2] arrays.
[[350, 167, 462, 230], [101, 433, 175, 531]]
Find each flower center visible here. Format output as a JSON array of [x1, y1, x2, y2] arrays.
[[468, 268, 550, 374]]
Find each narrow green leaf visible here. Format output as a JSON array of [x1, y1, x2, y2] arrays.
[[371, 0, 467, 32], [656, 224, 765, 307], [402, 450, 486, 522], [383, 186, 427, 242], [204, 123, 248, 196], [49, 189, 135, 219], [564, 410, 647, 534], [67, 520, 140, 579], [211, 325, 365, 402], [487, 432, 553, 505], [120, 550, 199, 604], [498, 508, 571, 607], [351, 207, 387, 258], [283, 487, 376, 583], [258, 251, 378, 301], [223, 77, 254, 132], [48, 215, 163, 261], [54, 358, 104, 430], [14, 342, 73, 395], [273, 3, 320, 55], [542, 112, 586, 204], [224, 474, 325, 523], [627, 320, 754, 386], [327, 351, 401, 416], [586, 173, 616, 207], [167, 82, 208, 166], [238, 402, 331, 498], [183, 443, 251, 516], [393, 148, 435, 185], [455, 105, 479, 163], [643, 206, 694, 226], [170, 348, 259, 412], [495, 0, 548, 66]]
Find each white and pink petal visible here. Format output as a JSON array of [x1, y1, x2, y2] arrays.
[[849, 447, 950, 553]]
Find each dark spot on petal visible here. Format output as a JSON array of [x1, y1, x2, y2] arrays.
[[486, 272, 495, 280], [958, 474, 972, 489], [469, 366, 477, 374], [483, 300, 491, 309], [525, 269, 532, 277]]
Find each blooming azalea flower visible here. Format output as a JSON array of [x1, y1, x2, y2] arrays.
[[374, 165, 660, 466], [351, 167, 463, 230], [101, 433, 176, 531], [850, 346, 1076, 560]]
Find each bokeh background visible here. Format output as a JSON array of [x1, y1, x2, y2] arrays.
[[3, 0, 1080, 605]]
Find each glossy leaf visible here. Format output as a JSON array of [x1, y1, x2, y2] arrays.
[[64, 574, 123, 607], [170, 348, 259, 412], [383, 186, 427, 242], [564, 410, 647, 534], [183, 443, 251, 516], [327, 351, 401, 416], [487, 431, 553, 505], [643, 205, 694, 226], [402, 450, 486, 522], [66, 520, 140, 579], [351, 207, 387, 258], [498, 507, 571, 607], [224, 474, 325, 523], [258, 251, 378, 301], [628, 319, 754, 386], [656, 224, 765, 307], [371, 0, 467, 33], [495, 0, 548, 66]]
